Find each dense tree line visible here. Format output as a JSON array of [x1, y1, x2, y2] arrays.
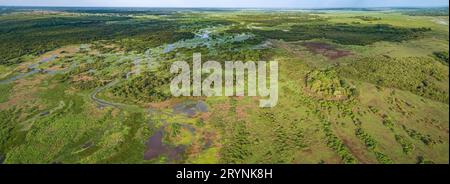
[[352, 16, 382, 21], [229, 23, 430, 46], [0, 15, 172, 64], [233, 13, 327, 27], [0, 13, 231, 65], [401, 8, 449, 16]]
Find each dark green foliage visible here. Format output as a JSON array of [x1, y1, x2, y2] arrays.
[[209, 48, 273, 62], [0, 56, 28, 66], [401, 8, 449, 16], [338, 56, 449, 103], [116, 31, 195, 53], [272, 123, 292, 163], [220, 121, 252, 164], [417, 156, 435, 164], [432, 51, 449, 65], [355, 128, 393, 164], [0, 108, 24, 155], [231, 23, 430, 45], [263, 112, 306, 163], [322, 121, 358, 164], [0, 14, 200, 64], [305, 69, 357, 100], [111, 70, 173, 102], [59, 69, 107, 91], [101, 112, 150, 163], [352, 16, 382, 21], [232, 13, 327, 27], [382, 115, 395, 131], [71, 79, 107, 90], [395, 135, 414, 154], [0, 83, 13, 103], [402, 125, 437, 146], [355, 128, 377, 150], [0, 15, 138, 63], [374, 152, 393, 164], [289, 119, 306, 150]]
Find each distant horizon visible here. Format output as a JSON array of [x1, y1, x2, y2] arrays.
[[0, 5, 448, 9], [0, 0, 448, 9]]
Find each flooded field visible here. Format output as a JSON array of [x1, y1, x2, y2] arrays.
[[144, 126, 186, 162], [173, 101, 208, 117], [144, 100, 207, 162]]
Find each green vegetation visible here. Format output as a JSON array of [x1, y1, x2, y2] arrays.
[[352, 16, 382, 21], [305, 69, 357, 100], [0, 108, 24, 156], [417, 156, 435, 164], [230, 23, 430, 45], [0, 7, 448, 164], [338, 56, 449, 103], [323, 121, 358, 164], [0, 13, 228, 64], [395, 135, 414, 154], [355, 128, 393, 164], [401, 8, 449, 16], [111, 70, 173, 103], [402, 125, 438, 146], [0, 83, 12, 103], [220, 121, 252, 164], [433, 51, 449, 65]]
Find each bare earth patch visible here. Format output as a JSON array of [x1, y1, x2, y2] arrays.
[[0, 74, 45, 110], [302, 42, 353, 60]]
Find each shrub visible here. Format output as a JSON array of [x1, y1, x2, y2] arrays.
[[305, 69, 358, 100]]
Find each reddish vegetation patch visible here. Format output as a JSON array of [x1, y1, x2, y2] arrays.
[[147, 99, 180, 109], [147, 97, 203, 109], [72, 74, 94, 82], [235, 103, 253, 121], [184, 131, 218, 160], [0, 75, 45, 110], [214, 101, 231, 112], [303, 42, 353, 60], [199, 112, 212, 121], [187, 143, 202, 157]]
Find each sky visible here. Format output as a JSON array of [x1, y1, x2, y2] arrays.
[[0, 0, 448, 8]]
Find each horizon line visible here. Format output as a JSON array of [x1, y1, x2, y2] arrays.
[[0, 5, 448, 9]]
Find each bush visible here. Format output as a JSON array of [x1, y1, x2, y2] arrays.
[[352, 16, 382, 21], [395, 135, 414, 154], [323, 121, 358, 164], [433, 51, 449, 65], [402, 125, 437, 146], [355, 128, 377, 150], [305, 69, 358, 100]]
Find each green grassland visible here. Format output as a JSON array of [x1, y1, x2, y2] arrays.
[[0, 7, 448, 164]]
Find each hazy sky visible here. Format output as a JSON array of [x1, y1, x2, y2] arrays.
[[0, 0, 448, 8]]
